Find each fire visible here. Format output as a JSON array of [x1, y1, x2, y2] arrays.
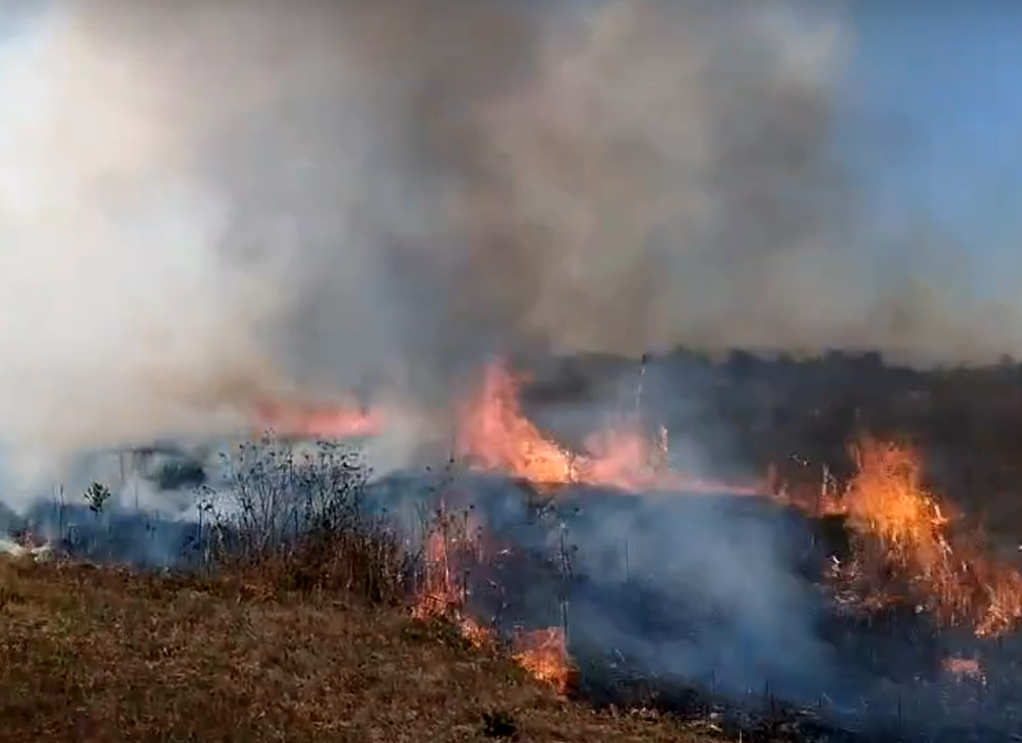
[[412, 527, 492, 648], [456, 361, 763, 495], [250, 359, 1022, 639], [410, 506, 571, 689], [512, 627, 571, 693], [411, 510, 477, 622], [253, 399, 383, 440], [828, 437, 1022, 637], [942, 656, 985, 683], [841, 439, 954, 573], [248, 359, 761, 494], [455, 363, 576, 485]]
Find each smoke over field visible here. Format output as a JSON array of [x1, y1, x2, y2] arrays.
[[2, 0, 1022, 477]]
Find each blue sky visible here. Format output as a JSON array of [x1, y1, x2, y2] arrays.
[[846, 4, 1022, 295]]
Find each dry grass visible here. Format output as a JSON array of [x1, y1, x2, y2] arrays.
[[0, 557, 719, 743]]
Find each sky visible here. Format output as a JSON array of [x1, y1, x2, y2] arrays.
[[1, 1, 1020, 295], [845, 4, 1022, 297]]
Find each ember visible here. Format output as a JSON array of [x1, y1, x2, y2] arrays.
[[942, 656, 984, 683]]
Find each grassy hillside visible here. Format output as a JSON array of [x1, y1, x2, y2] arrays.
[[0, 556, 725, 743]]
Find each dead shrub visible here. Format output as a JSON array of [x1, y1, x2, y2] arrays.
[[197, 436, 415, 604]]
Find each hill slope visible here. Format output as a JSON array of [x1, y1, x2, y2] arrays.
[[0, 558, 714, 743]]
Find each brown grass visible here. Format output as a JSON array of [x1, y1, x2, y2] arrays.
[[0, 556, 719, 743]]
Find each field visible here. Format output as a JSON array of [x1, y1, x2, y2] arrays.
[[5, 350, 1022, 742], [0, 557, 725, 743]]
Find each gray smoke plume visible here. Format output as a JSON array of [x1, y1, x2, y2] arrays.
[[0, 0, 1017, 475]]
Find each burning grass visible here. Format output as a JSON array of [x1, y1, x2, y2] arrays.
[[821, 437, 1022, 637], [10, 357, 1022, 740], [405, 497, 575, 693], [0, 448, 852, 740], [455, 362, 764, 495], [450, 361, 1022, 640]]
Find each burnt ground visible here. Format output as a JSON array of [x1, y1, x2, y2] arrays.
[[0, 556, 738, 743], [366, 472, 1022, 742]]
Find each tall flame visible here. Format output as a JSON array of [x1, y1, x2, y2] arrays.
[[830, 438, 1022, 637], [455, 363, 576, 484], [455, 361, 762, 495]]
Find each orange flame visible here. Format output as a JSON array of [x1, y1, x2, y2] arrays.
[[456, 361, 762, 495], [410, 508, 571, 689], [829, 437, 1022, 637], [512, 627, 571, 693], [250, 362, 1022, 640], [412, 527, 491, 647], [455, 363, 576, 484], [253, 399, 383, 440]]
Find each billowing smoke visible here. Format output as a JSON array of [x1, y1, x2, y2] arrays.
[[0, 0, 1017, 472]]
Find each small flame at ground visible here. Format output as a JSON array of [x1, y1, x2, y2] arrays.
[[512, 627, 571, 693], [410, 506, 570, 689]]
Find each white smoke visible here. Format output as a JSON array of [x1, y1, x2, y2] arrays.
[[0, 6, 282, 481], [0, 0, 1013, 488]]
